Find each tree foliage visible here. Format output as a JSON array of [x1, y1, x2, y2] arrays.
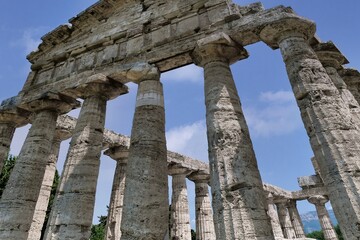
[[306, 225, 343, 240], [0, 154, 17, 197], [90, 215, 107, 240]]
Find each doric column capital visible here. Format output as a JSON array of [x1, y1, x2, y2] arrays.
[[188, 172, 210, 184], [308, 195, 329, 206], [168, 166, 191, 177], [339, 68, 360, 85], [104, 145, 129, 164], [313, 41, 349, 70], [191, 32, 248, 67], [260, 17, 316, 48], [19, 92, 80, 115], [0, 96, 31, 127], [287, 199, 297, 208], [67, 74, 128, 100]]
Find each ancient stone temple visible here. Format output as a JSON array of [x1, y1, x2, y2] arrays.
[[0, 0, 359, 239]]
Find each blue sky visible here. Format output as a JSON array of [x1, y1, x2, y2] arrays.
[[1, 0, 359, 227]]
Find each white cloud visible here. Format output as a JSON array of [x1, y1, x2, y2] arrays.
[[11, 27, 45, 54], [166, 120, 208, 162], [260, 90, 295, 103], [244, 90, 302, 137], [161, 64, 203, 83]]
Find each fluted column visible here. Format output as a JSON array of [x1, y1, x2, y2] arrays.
[[266, 194, 284, 239], [169, 168, 191, 240], [287, 200, 305, 238], [44, 79, 127, 240], [103, 146, 129, 240], [0, 94, 79, 240], [27, 123, 73, 240], [276, 202, 296, 239], [260, 18, 360, 239], [189, 173, 215, 240], [192, 32, 274, 239], [0, 110, 29, 171], [308, 196, 338, 240], [120, 66, 169, 239]]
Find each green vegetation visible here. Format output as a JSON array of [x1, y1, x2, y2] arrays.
[[0, 154, 17, 197], [90, 215, 107, 240], [306, 225, 343, 240]]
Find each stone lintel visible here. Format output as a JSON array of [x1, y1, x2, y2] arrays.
[[298, 175, 324, 189], [104, 145, 129, 163], [19, 92, 80, 115], [192, 32, 248, 66], [259, 17, 316, 49], [291, 186, 328, 200], [313, 41, 349, 69], [168, 165, 193, 176]]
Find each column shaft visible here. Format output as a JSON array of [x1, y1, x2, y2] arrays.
[[194, 181, 215, 240], [276, 203, 296, 239], [0, 122, 15, 171], [287, 201, 306, 238], [0, 109, 58, 240], [279, 35, 360, 239], [170, 173, 191, 239], [315, 204, 338, 240], [27, 138, 61, 240], [267, 203, 284, 238], [105, 161, 127, 240], [204, 60, 273, 239], [120, 76, 169, 239], [44, 95, 107, 240]]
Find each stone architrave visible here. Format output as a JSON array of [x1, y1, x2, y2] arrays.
[[266, 194, 284, 239], [169, 167, 192, 240], [276, 202, 296, 239], [189, 173, 216, 240], [260, 18, 360, 239], [192, 32, 274, 239], [120, 67, 169, 240], [308, 196, 338, 240], [44, 79, 127, 240], [0, 93, 79, 240], [103, 146, 129, 240], [287, 200, 306, 238]]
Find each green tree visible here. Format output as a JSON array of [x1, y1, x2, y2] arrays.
[[0, 154, 17, 197], [306, 225, 343, 240], [90, 215, 107, 240], [191, 229, 196, 240]]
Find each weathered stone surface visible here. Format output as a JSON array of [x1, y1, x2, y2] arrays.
[[276, 201, 296, 239], [44, 93, 108, 239], [339, 68, 360, 104], [308, 196, 338, 240], [260, 18, 360, 239], [104, 146, 129, 240], [189, 174, 216, 240], [0, 110, 58, 240], [169, 168, 192, 240], [120, 69, 169, 240], [193, 33, 274, 240], [267, 194, 284, 239], [297, 175, 323, 189], [287, 200, 306, 238]]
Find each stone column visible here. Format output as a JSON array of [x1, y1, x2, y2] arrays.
[[339, 68, 360, 104], [120, 66, 169, 240], [287, 200, 305, 238], [266, 194, 284, 239], [308, 196, 338, 240], [27, 122, 73, 240], [260, 18, 360, 239], [192, 32, 274, 239], [314, 42, 360, 122], [0, 110, 29, 171], [276, 201, 296, 239], [0, 93, 79, 240], [44, 79, 127, 240], [169, 167, 191, 240], [103, 146, 129, 240], [189, 173, 216, 240]]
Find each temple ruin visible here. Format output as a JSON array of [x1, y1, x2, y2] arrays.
[[0, 0, 360, 239]]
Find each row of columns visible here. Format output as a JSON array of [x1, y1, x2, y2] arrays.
[[0, 15, 360, 240]]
